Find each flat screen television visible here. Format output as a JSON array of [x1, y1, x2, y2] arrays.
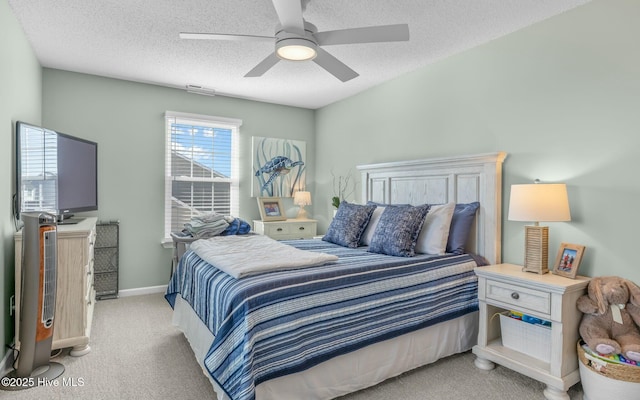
[[15, 121, 98, 223]]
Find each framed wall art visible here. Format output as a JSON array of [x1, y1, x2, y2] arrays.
[[252, 136, 306, 197]]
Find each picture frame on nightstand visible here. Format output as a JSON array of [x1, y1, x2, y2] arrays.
[[257, 197, 287, 221], [552, 242, 585, 279]]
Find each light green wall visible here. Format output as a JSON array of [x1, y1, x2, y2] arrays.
[[315, 0, 640, 284], [42, 69, 315, 290], [0, 0, 42, 352]]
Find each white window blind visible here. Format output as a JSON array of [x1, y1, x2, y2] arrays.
[[164, 111, 241, 242], [19, 125, 58, 214]]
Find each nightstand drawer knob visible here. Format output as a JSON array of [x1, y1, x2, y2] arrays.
[[299, 227, 305, 230], [511, 292, 520, 300], [277, 228, 283, 232]]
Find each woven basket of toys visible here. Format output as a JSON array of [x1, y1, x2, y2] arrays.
[[578, 341, 640, 382], [577, 341, 640, 399]]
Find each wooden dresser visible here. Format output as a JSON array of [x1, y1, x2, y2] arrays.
[[15, 217, 97, 356], [253, 219, 317, 240]]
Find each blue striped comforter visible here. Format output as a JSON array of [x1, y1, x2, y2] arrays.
[[165, 239, 479, 400]]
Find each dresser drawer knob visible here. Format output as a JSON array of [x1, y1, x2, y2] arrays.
[[299, 227, 305, 230], [277, 228, 283, 232], [511, 292, 520, 300]]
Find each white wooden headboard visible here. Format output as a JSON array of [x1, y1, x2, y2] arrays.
[[356, 152, 507, 265]]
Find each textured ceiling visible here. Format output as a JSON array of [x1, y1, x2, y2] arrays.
[[7, 0, 590, 109]]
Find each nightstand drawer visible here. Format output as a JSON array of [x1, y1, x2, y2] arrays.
[[486, 279, 550, 315], [263, 223, 292, 238]]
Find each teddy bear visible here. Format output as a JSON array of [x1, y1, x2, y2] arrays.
[[576, 276, 640, 362]]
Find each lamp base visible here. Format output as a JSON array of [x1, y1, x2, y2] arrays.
[[296, 207, 308, 219], [522, 225, 549, 274]]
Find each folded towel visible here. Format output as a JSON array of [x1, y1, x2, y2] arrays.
[[184, 212, 230, 238]]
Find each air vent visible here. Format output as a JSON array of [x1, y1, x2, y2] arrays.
[[186, 85, 216, 96]]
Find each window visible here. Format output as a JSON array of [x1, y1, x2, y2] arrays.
[[164, 111, 241, 243], [17, 123, 59, 215]]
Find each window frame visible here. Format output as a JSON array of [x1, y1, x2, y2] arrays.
[[163, 111, 241, 245]]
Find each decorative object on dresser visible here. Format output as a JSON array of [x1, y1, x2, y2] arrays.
[[508, 181, 571, 274], [254, 219, 317, 240], [293, 191, 311, 219], [552, 242, 585, 279], [257, 197, 287, 221], [331, 169, 356, 210], [94, 220, 119, 299], [14, 217, 97, 357], [473, 263, 590, 400]]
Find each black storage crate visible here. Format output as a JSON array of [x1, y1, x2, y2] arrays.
[[95, 220, 119, 299]]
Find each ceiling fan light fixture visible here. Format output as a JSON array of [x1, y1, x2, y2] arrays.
[[276, 37, 317, 61]]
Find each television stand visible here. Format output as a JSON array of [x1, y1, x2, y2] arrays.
[[57, 217, 82, 225], [57, 214, 81, 225]]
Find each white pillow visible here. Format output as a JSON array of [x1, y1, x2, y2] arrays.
[[359, 206, 385, 246], [415, 202, 455, 255]]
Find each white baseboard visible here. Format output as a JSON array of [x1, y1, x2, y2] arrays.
[[117, 285, 167, 297]]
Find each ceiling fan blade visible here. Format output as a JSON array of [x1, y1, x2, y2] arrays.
[[313, 48, 359, 82], [271, 0, 305, 35], [245, 53, 281, 77], [180, 32, 273, 43], [315, 24, 409, 46]]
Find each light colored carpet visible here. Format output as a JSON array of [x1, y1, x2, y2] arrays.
[[5, 293, 584, 399]]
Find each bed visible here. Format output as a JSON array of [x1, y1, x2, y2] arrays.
[[165, 152, 506, 400]]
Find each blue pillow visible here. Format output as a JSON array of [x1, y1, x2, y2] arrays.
[[368, 204, 431, 257], [446, 202, 480, 254], [323, 202, 376, 248]]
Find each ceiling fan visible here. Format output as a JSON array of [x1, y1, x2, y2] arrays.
[[180, 0, 410, 82]]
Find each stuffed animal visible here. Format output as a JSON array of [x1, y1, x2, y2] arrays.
[[576, 276, 640, 362]]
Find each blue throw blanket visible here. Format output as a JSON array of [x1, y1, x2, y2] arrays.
[[166, 240, 479, 400], [220, 217, 251, 235]]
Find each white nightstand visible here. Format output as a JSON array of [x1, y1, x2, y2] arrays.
[[253, 219, 317, 240], [472, 264, 590, 400]]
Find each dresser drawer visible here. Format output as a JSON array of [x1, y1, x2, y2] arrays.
[[263, 223, 292, 238], [254, 219, 317, 240], [286, 222, 314, 237], [485, 279, 550, 315]]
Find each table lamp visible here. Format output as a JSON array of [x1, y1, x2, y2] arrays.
[[508, 182, 571, 274], [293, 191, 311, 219]]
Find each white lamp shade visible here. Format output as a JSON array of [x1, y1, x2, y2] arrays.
[[508, 183, 571, 222], [293, 191, 312, 207]]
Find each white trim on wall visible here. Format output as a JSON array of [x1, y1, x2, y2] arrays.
[[117, 285, 167, 297]]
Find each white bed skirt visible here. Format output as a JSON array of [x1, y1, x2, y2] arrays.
[[172, 294, 478, 400]]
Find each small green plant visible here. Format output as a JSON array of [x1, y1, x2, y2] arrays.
[[331, 196, 341, 209], [331, 169, 355, 209]]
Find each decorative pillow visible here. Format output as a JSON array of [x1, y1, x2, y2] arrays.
[[359, 206, 385, 246], [446, 202, 480, 254], [323, 201, 376, 248], [368, 204, 431, 257], [415, 202, 456, 255]]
